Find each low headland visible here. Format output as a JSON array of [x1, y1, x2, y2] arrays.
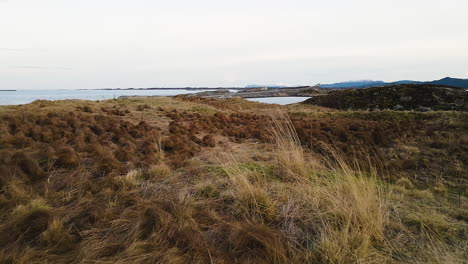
[[304, 84, 468, 111]]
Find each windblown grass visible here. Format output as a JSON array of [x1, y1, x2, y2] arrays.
[[268, 111, 309, 180], [266, 111, 388, 263], [0, 98, 465, 263]]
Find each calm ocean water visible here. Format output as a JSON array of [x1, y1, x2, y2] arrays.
[[245, 97, 310, 105], [0, 90, 310, 106], [0, 89, 208, 106]]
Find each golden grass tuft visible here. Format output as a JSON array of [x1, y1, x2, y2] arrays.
[[311, 167, 387, 263], [120, 169, 143, 187], [396, 177, 414, 189], [148, 163, 172, 179], [223, 159, 277, 222], [40, 219, 74, 249], [268, 111, 309, 180], [266, 112, 388, 263]]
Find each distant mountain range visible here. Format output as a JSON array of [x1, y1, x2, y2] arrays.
[[245, 77, 468, 89], [320, 77, 468, 89]]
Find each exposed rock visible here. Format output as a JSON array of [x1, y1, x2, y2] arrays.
[[393, 104, 404, 110], [400, 96, 412, 102], [415, 106, 432, 112]]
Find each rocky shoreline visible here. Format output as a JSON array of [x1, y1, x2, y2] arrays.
[[118, 85, 329, 100], [188, 85, 326, 99]]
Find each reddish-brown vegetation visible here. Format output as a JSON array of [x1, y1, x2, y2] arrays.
[[0, 112, 162, 182]]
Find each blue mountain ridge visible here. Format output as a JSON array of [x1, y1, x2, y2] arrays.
[[320, 77, 467, 89]]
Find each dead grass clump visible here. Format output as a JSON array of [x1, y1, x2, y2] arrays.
[[0, 200, 51, 249], [130, 121, 152, 138], [138, 140, 158, 159], [168, 121, 188, 135], [0, 176, 33, 208], [40, 219, 74, 251], [433, 182, 448, 196], [11, 152, 47, 181], [230, 222, 287, 264], [115, 145, 135, 162], [39, 127, 54, 143], [230, 182, 277, 222], [97, 155, 121, 175], [405, 212, 449, 236], [162, 136, 177, 151], [135, 206, 167, 240], [202, 134, 216, 147], [396, 177, 414, 189], [14, 210, 51, 243], [136, 104, 150, 111], [89, 143, 122, 175], [195, 182, 221, 198], [147, 163, 172, 179], [10, 131, 35, 148], [55, 145, 80, 167], [82, 105, 93, 113], [63, 196, 106, 233], [224, 161, 277, 222], [161, 133, 202, 166], [120, 169, 143, 187], [89, 123, 104, 136]]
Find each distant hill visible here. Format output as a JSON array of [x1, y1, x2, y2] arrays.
[[430, 77, 468, 88], [321, 77, 468, 89], [321, 80, 386, 89], [304, 84, 468, 111], [245, 84, 289, 88]]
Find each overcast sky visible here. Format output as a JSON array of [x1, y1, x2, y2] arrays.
[[1, 0, 468, 89]]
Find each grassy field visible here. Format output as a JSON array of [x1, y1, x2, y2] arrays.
[[0, 96, 466, 263]]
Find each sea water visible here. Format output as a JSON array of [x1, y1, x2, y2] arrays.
[[0, 90, 310, 106], [0, 89, 209, 105], [245, 97, 310, 105]]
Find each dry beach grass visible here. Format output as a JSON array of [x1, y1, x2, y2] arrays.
[[0, 96, 466, 263]]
